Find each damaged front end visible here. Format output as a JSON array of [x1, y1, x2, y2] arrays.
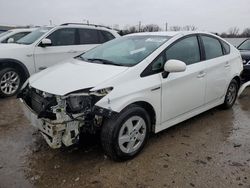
[[18, 84, 115, 149]]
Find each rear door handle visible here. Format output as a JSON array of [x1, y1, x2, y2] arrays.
[[197, 71, 206, 78], [39, 66, 47, 71], [225, 62, 230, 67], [67, 50, 78, 53]]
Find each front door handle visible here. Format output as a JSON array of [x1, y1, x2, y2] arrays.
[[39, 66, 47, 71], [197, 71, 206, 78]]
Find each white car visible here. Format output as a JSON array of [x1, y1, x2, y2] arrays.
[[0, 28, 36, 44], [19, 31, 243, 160], [0, 24, 119, 97]]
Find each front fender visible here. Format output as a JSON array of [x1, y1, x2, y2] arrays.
[[95, 89, 162, 125]]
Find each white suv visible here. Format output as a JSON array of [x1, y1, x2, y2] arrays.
[[0, 24, 119, 97], [19, 31, 243, 160]]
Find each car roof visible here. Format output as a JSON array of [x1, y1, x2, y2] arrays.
[[57, 24, 117, 32], [128, 31, 215, 37]]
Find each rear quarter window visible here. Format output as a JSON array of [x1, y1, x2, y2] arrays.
[[221, 41, 230, 55]]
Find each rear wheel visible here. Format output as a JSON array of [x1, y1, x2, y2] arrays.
[[221, 79, 239, 109], [101, 105, 150, 161], [0, 67, 22, 97]]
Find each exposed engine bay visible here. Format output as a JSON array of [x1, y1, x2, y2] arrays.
[[18, 85, 114, 149]]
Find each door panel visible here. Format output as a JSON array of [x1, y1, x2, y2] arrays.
[[201, 35, 230, 104], [34, 45, 81, 71], [204, 56, 230, 104], [161, 62, 206, 123], [160, 35, 206, 123]]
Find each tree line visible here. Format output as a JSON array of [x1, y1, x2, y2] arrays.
[[119, 24, 250, 38]]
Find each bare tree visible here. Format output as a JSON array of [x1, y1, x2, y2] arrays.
[[242, 28, 250, 37], [169, 26, 181, 31], [182, 25, 197, 31], [228, 27, 240, 37], [142, 24, 161, 32]]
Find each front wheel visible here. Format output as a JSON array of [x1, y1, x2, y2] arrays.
[[221, 79, 239, 109], [0, 67, 22, 97], [101, 105, 150, 161]]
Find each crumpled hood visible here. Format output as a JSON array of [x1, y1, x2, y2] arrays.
[[29, 58, 129, 96]]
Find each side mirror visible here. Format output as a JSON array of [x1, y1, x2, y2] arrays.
[[7, 38, 14, 43], [40, 38, 52, 47], [164, 59, 186, 73]]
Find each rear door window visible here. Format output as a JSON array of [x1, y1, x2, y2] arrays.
[[201, 36, 223, 60], [78, 28, 99, 44]]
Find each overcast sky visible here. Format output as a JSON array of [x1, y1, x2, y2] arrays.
[[0, 0, 249, 33]]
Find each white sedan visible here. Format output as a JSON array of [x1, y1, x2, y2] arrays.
[[19, 31, 243, 160]]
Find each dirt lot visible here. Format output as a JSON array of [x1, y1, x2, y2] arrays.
[[0, 88, 250, 188]]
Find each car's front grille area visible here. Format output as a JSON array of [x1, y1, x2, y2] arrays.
[[30, 89, 57, 120], [19, 87, 58, 120]]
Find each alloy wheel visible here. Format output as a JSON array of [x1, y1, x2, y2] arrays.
[[118, 116, 147, 154], [0, 71, 20, 95]]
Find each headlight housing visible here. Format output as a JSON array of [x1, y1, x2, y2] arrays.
[[66, 95, 92, 113], [66, 87, 113, 114], [90, 87, 113, 96]]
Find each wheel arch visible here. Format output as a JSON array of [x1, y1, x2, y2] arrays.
[[123, 101, 156, 132], [232, 75, 241, 88], [0, 59, 30, 82]]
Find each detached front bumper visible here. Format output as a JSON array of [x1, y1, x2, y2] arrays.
[[20, 99, 80, 148]]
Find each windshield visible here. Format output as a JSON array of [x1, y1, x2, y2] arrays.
[[80, 35, 170, 67], [238, 39, 250, 50], [0, 31, 11, 38], [16, 27, 51, 45]]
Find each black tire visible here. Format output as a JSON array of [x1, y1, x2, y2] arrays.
[[221, 79, 239, 109], [101, 104, 151, 161], [0, 67, 22, 98]]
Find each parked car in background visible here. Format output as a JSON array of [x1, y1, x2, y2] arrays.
[[238, 38, 250, 81], [0, 23, 120, 97], [0, 28, 36, 44], [19, 31, 243, 160]]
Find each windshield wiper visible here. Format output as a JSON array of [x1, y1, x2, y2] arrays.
[[86, 58, 123, 66]]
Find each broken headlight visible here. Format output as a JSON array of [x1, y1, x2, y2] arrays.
[[66, 96, 92, 114], [66, 87, 113, 114], [90, 87, 113, 96]]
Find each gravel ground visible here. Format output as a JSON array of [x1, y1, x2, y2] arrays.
[[0, 88, 250, 188]]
